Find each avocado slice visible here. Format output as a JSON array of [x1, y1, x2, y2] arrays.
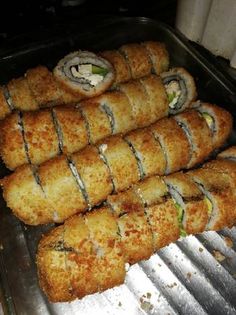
[[92, 65, 108, 76], [174, 201, 187, 237], [201, 112, 214, 130], [204, 196, 213, 216]]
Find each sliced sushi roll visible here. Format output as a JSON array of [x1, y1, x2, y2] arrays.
[[23, 109, 60, 165], [0, 164, 53, 225], [96, 135, 140, 192], [164, 172, 208, 236], [150, 117, 190, 174], [79, 101, 112, 144], [133, 176, 168, 207], [161, 67, 197, 114], [7, 77, 39, 111], [26, 65, 62, 107], [187, 168, 235, 230], [119, 79, 154, 128], [70, 146, 113, 208], [53, 51, 115, 98], [139, 74, 169, 124], [145, 198, 180, 250], [99, 50, 132, 85], [52, 105, 88, 154], [37, 225, 75, 302], [0, 112, 28, 170], [83, 208, 126, 292], [125, 127, 166, 179], [38, 155, 87, 223], [174, 109, 213, 168], [196, 102, 233, 148], [119, 43, 152, 80], [96, 90, 136, 135], [108, 191, 153, 264], [142, 41, 169, 74]]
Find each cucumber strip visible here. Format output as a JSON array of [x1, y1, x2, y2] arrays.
[[92, 65, 108, 76]]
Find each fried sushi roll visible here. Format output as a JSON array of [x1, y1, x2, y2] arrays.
[[37, 148, 236, 302], [196, 102, 233, 148], [174, 109, 213, 168], [187, 168, 235, 230], [1, 106, 232, 225], [53, 51, 115, 98], [161, 67, 197, 114], [150, 117, 190, 174], [0, 70, 197, 170], [0, 112, 28, 170]]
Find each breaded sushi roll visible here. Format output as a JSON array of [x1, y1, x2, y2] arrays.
[[100, 40, 169, 86], [37, 148, 236, 302], [196, 102, 233, 148], [53, 51, 115, 98], [150, 117, 190, 174], [0, 70, 198, 170], [174, 109, 213, 168], [161, 67, 197, 114], [1, 105, 232, 226]]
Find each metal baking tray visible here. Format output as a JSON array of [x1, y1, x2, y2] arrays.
[[0, 16, 236, 315]]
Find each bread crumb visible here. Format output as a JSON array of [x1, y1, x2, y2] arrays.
[[146, 292, 151, 299], [118, 301, 122, 307], [213, 250, 226, 262], [187, 272, 192, 279], [223, 236, 233, 248], [199, 247, 204, 252], [167, 282, 177, 288], [140, 300, 154, 312]]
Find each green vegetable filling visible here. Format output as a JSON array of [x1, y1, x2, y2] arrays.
[[167, 91, 177, 103], [92, 65, 108, 76], [204, 196, 213, 216], [174, 201, 187, 237], [201, 112, 214, 129]]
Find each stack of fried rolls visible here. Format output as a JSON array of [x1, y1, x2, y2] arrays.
[[36, 146, 236, 302], [0, 103, 232, 225], [0, 67, 196, 170], [0, 41, 169, 120]]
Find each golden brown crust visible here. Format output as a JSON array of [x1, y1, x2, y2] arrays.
[[7, 77, 39, 111], [217, 146, 236, 159], [71, 146, 113, 207], [118, 210, 153, 264], [133, 176, 167, 206], [80, 100, 112, 144], [0, 87, 11, 119], [197, 103, 233, 148], [140, 74, 169, 123], [97, 135, 140, 192], [84, 208, 126, 293], [23, 109, 59, 165], [100, 50, 131, 85], [142, 41, 169, 74], [125, 127, 166, 177], [119, 43, 152, 79], [0, 164, 53, 225], [26, 65, 62, 107], [39, 155, 87, 222], [0, 112, 27, 170], [119, 80, 154, 128], [96, 90, 136, 134], [146, 199, 180, 250], [174, 110, 213, 168], [37, 226, 75, 302], [151, 117, 190, 174], [53, 105, 88, 154]]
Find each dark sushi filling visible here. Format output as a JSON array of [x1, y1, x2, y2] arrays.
[[162, 75, 187, 112], [3, 85, 15, 111]]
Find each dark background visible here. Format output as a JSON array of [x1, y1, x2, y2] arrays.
[[0, 0, 235, 83], [0, 0, 177, 41]]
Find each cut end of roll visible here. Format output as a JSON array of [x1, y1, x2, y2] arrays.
[[53, 50, 115, 98]]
